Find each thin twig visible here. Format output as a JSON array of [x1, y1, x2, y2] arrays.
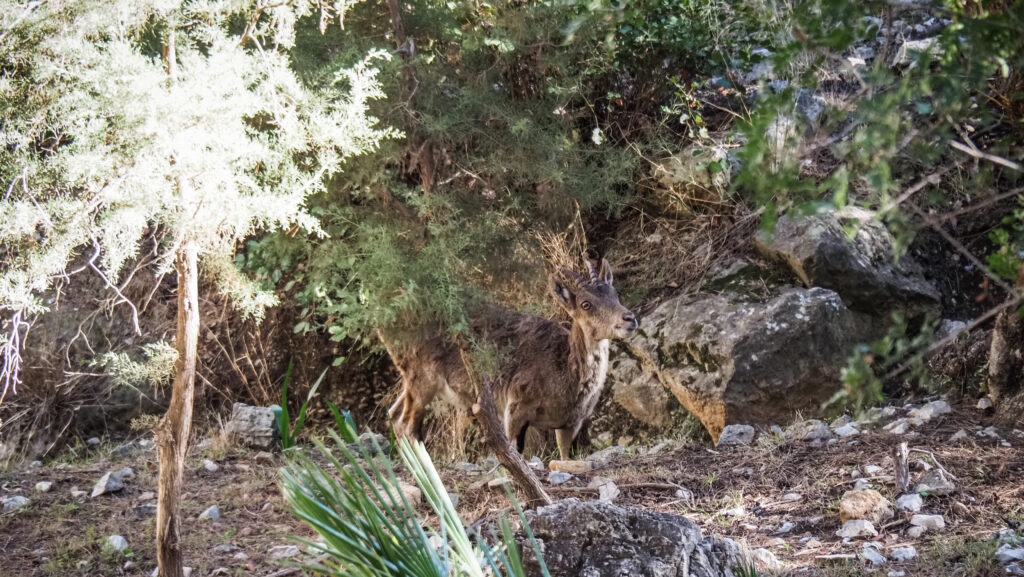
[[909, 448, 958, 481], [950, 140, 1023, 172]]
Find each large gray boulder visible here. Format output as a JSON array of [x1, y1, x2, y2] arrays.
[[623, 287, 875, 442], [225, 403, 278, 450], [756, 207, 940, 317], [522, 499, 746, 577]]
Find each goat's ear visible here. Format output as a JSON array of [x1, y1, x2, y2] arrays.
[[599, 258, 614, 285], [550, 275, 576, 311]]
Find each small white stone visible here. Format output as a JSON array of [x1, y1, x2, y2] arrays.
[[864, 464, 884, 476], [721, 505, 746, 517], [548, 471, 572, 485], [906, 526, 925, 538], [527, 456, 544, 471], [717, 424, 756, 446], [950, 429, 969, 442], [775, 521, 795, 534], [908, 400, 951, 422], [86, 437, 101, 446], [834, 423, 860, 438], [781, 492, 802, 502], [888, 571, 906, 577], [267, 545, 300, 560], [203, 459, 219, 473], [35, 481, 52, 493], [199, 505, 220, 521], [978, 426, 1001, 439], [104, 535, 129, 554], [836, 519, 877, 538], [909, 514, 945, 531], [853, 479, 873, 491], [977, 397, 993, 410], [862, 546, 887, 565], [890, 545, 917, 561], [884, 419, 910, 434], [1, 495, 30, 512], [896, 493, 923, 512], [750, 548, 783, 570]]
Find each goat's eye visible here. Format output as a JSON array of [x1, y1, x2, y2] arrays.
[[580, 301, 592, 311]]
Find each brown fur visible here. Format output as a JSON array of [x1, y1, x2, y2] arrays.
[[383, 259, 638, 460]]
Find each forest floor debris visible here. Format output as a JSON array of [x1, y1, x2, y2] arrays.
[[0, 400, 1022, 576]]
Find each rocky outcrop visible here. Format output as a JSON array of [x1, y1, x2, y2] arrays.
[[522, 499, 747, 577], [623, 287, 875, 441], [606, 349, 676, 428], [755, 207, 940, 317], [226, 403, 278, 450]]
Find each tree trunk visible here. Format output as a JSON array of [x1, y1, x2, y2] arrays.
[[155, 240, 199, 577], [988, 304, 1024, 402]]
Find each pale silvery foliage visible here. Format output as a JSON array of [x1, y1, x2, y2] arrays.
[[0, 0, 396, 400], [95, 341, 179, 391]]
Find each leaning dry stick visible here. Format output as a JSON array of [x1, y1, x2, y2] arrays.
[[475, 378, 552, 506], [910, 448, 958, 481]]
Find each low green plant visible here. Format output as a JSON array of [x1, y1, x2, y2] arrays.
[[272, 359, 328, 451], [281, 426, 550, 577]]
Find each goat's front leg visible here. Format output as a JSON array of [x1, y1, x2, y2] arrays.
[[554, 428, 573, 461]]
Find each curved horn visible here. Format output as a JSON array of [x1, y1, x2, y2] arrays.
[[584, 257, 600, 283], [556, 265, 586, 288]]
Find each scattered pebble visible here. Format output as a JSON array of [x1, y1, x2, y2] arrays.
[[950, 429, 969, 442], [914, 469, 955, 495], [199, 505, 220, 521], [487, 477, 513, 490], [717, 424, 756, 446], [211, 544, 239, 555], [781, 492, 802, 502], [1, 495, 30, 512], [836, 519, 877, 538], [103, 535, 129, 555], [840, 489, 893, 524], [527, 456, 544, 471], [91, 471, 125, 497], [862, 546, 887, 565], [202, 459, 219, 473], [750, 548, 783, 570], [29, 460, 42, 468], [909, 514, 945, 531], [267, 545, 300, 560], [907, 400, 951, 422], [86, 437, 101, 446], [254, 451, 275, 466], [138, 491, 156, 501], [883, 419, 910, 435], [548, 471, 572, 485], [588, 477, 619, 502], [977, 397, 994, 410], [853, 479, 873, 491], [896, 493, 923, 512], [978, 426, 1001, 439], [398, 481, 422, 505], [775, 521, 795, 534], [890, 545, 917, 561], [833, 423, 860, 438], [232, 552, 249, 562], [863, 465, 885, 476], [35, 481, 52, 493]]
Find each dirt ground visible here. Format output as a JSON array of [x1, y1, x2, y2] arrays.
[[1, 400, 1022, 577]]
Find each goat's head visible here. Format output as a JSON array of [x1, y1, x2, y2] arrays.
[[550, 257, 638, 340]]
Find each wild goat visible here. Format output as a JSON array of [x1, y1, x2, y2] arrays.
[[383, 258, 638, 460]]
